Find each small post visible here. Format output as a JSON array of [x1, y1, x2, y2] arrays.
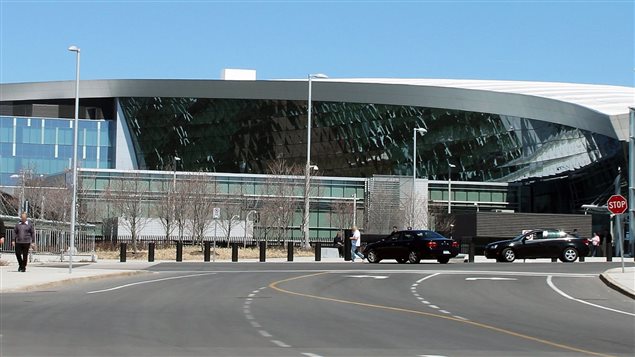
[[148, 242, 155, 262], [579, 254, 585, 262], [287, 241, 294, 262], [204, 241, 211, 262], [119, 242, 127, 263], [551, 257, 557, 263], [605, 239, 612, 262], [231, 243, 239, 262], [259, 241, 266, 262], [176, 241, 183, 262], [315, 242, 322, 261], [468, 238, 475, 263], [344, 229, 352, 261]]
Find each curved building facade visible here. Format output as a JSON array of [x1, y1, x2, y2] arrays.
[[1, 78, 633, 213]]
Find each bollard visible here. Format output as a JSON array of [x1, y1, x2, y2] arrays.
[[468, 239, 475, 263], [579, 254, 585, 262], [259, 241, 266, 262], [120, 242, 127, 262], [605, 240, 612, 262], [551, 257, 557, 263], [176, 241, 183, 262], [315, 242, 322, 261], [148, 242, 155, 262], [287, 241, 294, 262], [344, 229, 352, 261], [232, 243, 239, 262], [204, 241, 211, 262]]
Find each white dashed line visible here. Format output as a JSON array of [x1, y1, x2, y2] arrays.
[[245, 314, 254, 320], [302, 353, 323, 357], [421, 300, 429, 304], [439, 310, 451, 314], [250, 321, 261, 328], [271, 340, 291, 348], [411, 273, 469, 322], [258, 330, 272, 337], [453, 316, 468, 320], [428, 305, 439, 309]]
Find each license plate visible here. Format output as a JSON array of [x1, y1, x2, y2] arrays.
[[443, 250, 451, 255]]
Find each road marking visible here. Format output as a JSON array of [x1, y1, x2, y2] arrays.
[[546, 276, 635, 317], [270, 272, 614, 357], [245, 314, 254, 320], [301, 353, 323, 357], [271, 340, 290, 347], [428, 305, 439, 309], [86, 273, 216, 294], [250, 321, 261, 328], [439, 310, 451, 314], [258, 330, 272, 337], [419, 355, 448, 357], [416, 273, 441, 283], [345, 275, 388, 279], [453, 315, 468, 320], [465, 277, 518, 281]]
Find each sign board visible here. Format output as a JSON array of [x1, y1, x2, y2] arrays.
[[607, 195, 628, 215], [213, 207, 221, 219]]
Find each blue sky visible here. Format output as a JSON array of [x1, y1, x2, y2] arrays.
[[0, 0, 633, 86]]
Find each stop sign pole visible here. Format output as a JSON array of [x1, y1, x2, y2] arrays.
[[607, 194, 627, 271]]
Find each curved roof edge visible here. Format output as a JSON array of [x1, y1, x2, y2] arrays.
[[1, 78, 633, 140]]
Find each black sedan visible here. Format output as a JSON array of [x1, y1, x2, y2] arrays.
[[484, 229, 590, 263], [364, 230, 460, 264]]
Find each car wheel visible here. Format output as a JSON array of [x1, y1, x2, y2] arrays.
[[396, 258, 407, 264], [366, 250, 381, 263], [408, 251, 420, 264], [501, 248, 516, 262], [560, 247, 578, 263], [437, 257, 450, 264]]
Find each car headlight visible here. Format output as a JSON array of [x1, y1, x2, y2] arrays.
[[490, 244, 498, 249]]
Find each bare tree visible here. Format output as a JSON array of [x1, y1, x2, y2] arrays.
[[400, 190, 429, 230], [187, 174, 215, 247], [153, 182, 177, 242], [217, 187, 246, 243], [103, 173, 151, 253], [331, 199, 354, 233]]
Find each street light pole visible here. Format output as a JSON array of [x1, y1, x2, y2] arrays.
[[68, 45, 80, 274], [411, 128, 427, 228], [448, 163, 456, 214], [173, 156, 181, 190], [303, 73, 327, 249]]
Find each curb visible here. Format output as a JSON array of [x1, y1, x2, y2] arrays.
[[1, 270, 150, 293], [599, 273, 635, 300]]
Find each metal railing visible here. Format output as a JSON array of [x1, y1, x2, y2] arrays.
[[1, 229, 95, 254]]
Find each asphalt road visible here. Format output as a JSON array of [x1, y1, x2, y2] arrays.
[[1, 262, 634, 357]]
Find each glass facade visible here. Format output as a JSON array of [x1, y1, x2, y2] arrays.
[[0, 116, 114, 185], [119, 97, 621, 183]]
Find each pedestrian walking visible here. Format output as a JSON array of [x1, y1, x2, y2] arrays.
[[350, 225, 364, 262], [0, 216, 6, 245], [13, 212, 35, 272], [590, 232, 600, 257]]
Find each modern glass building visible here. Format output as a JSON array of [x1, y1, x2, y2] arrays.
[[1, 78, 633, 227]]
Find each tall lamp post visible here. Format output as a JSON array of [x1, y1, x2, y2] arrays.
[[173, 156, 181, 189], [448, 163, 456, 214], [411, 128, 427, 228], [303, 73, 328, 248], [68, 45, 80, 274]]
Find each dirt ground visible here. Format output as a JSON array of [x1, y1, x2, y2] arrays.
[[96, 245, 316, 261]]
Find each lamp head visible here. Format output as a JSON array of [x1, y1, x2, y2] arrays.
[[68, 45, 80, 52], [310, 165, 319, 171], [449, 163, 457, 168], [174, 157, 181, 161], [309, 73, 328, 79], [414, 128, 427, 134]]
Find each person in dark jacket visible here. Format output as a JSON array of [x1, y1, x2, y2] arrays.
[[13, 212, 35, 272], [333, 231, 344, 258]]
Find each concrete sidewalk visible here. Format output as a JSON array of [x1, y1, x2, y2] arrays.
[[600, 267, 635, 299]]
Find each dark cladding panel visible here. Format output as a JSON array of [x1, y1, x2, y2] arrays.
[[472, 212, 592, 239]]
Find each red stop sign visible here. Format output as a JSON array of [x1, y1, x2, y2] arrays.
[[607, 194, 628, 214]]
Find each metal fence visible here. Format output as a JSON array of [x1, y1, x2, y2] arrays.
[[1, 229, 95, 254], [108, 235, 336, 247]]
